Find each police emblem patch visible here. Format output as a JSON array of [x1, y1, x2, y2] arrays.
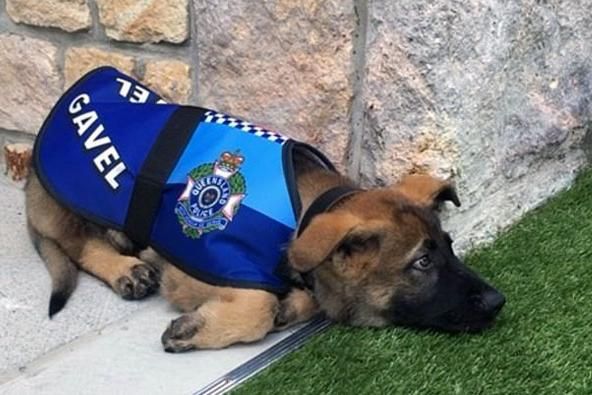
[[175, 151, 246, 239]]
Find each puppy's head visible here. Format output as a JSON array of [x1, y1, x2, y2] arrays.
[[289, 175, 505, 332]]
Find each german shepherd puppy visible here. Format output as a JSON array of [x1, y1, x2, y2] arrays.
[[25, 148, 505, 352]]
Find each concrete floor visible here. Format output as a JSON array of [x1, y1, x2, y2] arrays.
[[0, 178, 302, 394]]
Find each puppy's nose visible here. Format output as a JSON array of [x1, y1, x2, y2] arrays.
[[471, 289, 506, 316]]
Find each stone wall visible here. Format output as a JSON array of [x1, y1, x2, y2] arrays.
[[1, 0, 591, 252]]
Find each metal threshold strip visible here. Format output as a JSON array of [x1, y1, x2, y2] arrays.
[[193, 316, 332, 395]]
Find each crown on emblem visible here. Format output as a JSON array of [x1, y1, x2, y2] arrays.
[[213, 151, 244, 179], [219, 151, 244, 169]]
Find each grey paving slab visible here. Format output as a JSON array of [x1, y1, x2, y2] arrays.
[[0, 299, 302, 395], [0, 179, 147, 375]]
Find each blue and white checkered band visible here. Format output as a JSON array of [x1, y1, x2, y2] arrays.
[[204, 111, 290, 145]]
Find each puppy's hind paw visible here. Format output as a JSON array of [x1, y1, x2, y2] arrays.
[[115, 263, 159, 300], [161, 314, 204, 353]]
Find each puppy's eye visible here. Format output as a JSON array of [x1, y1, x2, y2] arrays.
[[412, 256, 432, 271]]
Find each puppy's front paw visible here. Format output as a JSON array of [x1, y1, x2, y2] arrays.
[[161, 314, 204, 353], [274, 303, 292, 329], [115, 263, 159, 300], [274, 289, 318, 330]]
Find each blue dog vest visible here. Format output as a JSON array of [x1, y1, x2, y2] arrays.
[[34, 67, 334, 293]]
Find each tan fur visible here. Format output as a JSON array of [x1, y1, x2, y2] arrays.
[[162, 288, 278, 350], [288, 212, 363, 272], [160, 263, 227, 312], [78, 239, 144, 288], [393, 174, 459, 209]]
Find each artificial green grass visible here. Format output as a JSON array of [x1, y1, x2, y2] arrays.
[[235, 169, 592, 394]]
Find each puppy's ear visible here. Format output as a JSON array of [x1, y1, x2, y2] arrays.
[[392, 174, 460, 209], [289, 212, 364, 272]]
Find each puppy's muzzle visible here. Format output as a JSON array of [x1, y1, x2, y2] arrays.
[[469, 288, 506, 318]]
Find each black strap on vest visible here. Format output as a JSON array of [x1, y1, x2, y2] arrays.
[[124, 107, 206, 247], [297, 185, 362, 237]]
